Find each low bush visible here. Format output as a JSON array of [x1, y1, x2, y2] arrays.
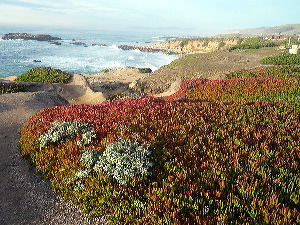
[[0, 82, 26, 93], [160, 61, 180, 69], [101, 69, 110, 73], [106, 92, 146, 102], [229, 37, 276, 51], [180, 39, 190, 48], [15, 67, 71, 83], [138, 68, 152, 73], [218, 41, 226, 49], [261, 53, 300, 65], [93, 138, 152, 186], [225, 65, 300, 79], [20, 97, 299, 224], [39, 120, 96, 148], [164, 66, 300, 103]]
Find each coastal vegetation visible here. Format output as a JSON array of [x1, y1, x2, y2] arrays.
[[229, 37, 277, 51], [0, 82, 26, 93], [120, 37, 240, 54], [15, 67, 71, 83], [164, 66, 300, 104], [180, 38, 190, 48], [138, 68, 152, 73], [106, 92, 146, 102], [218, 41, 226, 49], [261, 53, 300, 65], [2, 24, 300, 224], [20, 63, 300, 223], [101, 67, 152, 74]]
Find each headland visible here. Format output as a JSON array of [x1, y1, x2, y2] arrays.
[[119, 37, 240, 54], [0, 30, 295, 224], [2, 33, 62, 41]]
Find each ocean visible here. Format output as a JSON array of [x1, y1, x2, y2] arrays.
[[0, 26, 178, 78]]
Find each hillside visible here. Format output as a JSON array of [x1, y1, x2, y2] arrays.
[[18, 60, 300, 224], [136, 47, 280, 95], [228, 24, 300, 36], [119, 38, 239, 54], [1, 41, 299, 224]]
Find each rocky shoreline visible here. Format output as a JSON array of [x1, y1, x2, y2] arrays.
[[118, 44, 179, 54], [119, 38, 240, 54], [2, 33, 237, 55], [2, 33, 62, 41], [2, 33, 111, 48]]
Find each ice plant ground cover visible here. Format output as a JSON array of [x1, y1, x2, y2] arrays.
[[260, 53, 300, 66], [164, 66, 300, 102], [20, 66, 300, 224], [15, 67, 71, 83]]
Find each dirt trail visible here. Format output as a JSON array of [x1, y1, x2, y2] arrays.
[[0, 92, 106, 224]]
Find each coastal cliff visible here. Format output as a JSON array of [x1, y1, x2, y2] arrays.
[[2, 33, 61, 41], [119, 38, 240, 54]]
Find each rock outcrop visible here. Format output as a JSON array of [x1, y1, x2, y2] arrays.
[[71, 41, 88, 46], [0, 73, 106, 105], [2, 33, 61, 41], [119, 38, 240, 54], [83, 67, 148, 98], [118, 45, 177, 54]]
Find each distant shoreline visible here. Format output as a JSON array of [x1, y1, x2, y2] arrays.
[[118, 37, 241, 54], [2, 32, 62, 41], [0, 31, 178, 78]]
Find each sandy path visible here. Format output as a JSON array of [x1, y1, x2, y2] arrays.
[[0, 92, 106, 224]]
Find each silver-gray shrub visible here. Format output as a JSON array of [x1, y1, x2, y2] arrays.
[[39, 120, 96, 148], [68, 168, 92, 191], [74, 169, 91, 180], [80, 149, 101, 168], [93, 139, 153, 185], [70, 139, 152, 191]]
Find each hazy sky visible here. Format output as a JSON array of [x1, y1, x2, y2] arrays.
[[0, 0, 299, 35]]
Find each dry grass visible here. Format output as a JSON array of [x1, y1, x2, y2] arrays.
[[140, 48, 282, 94]]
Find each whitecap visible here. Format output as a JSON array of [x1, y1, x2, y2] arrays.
[[109, 44, 119, 50], [0, 30, 179, 78]]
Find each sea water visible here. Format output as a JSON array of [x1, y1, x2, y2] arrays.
[[0, 26, 178, 78]]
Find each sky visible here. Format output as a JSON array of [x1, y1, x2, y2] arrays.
[[0, 0, 299, 35]]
